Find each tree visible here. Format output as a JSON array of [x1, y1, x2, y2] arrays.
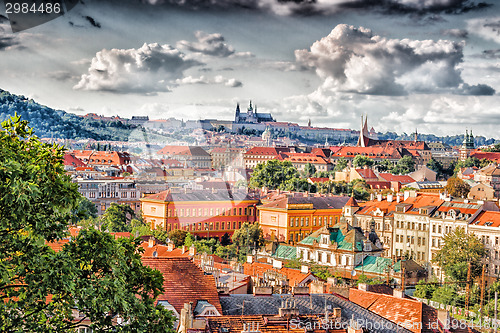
[[445, 176, 471, 198], [426, 158, 443, 176], [303, 163, 317, 177], [73, 197, 98, 222], [0, 115, 175, 332], [168, 229, 188, 247], [376, 159, 394, 172], [432, 227, 486, 281], [353, 155, 374, 168], [100, 203, 136, 232], [391, 156, 415, 175], [414, 279, 437, 299], [232, 222, 264, 255], [220, 232, 232, 246], [249, 160, 300, 190], [334, 157, 348, 171]]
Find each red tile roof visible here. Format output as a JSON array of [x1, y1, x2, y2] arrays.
[[63, 153, 86, 167], [142, 257, 222, 314], [471, 151, 500, 163], [244, 147, 291, 156], [308, 177, 331, 183], [157, 146, 211, 157], [471, 211, 500, 227], [139, 242, 191, 258], [378, 173, 415, 184], [355, 168, 378, 180], [243, 262, 313, 286], [345, 196, 359, 207]]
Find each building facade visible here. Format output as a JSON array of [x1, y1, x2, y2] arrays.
[[141, 189, 259, 239]]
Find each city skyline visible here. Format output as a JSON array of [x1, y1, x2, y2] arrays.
[[1, 0, 500, 137]]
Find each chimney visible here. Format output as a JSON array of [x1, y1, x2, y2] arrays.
[[393, 288, 405, 298], [181, 245, 187, 254], [148, 236, 155, 248], [348, 315, 363, 333], [370, 193, 375, 201], [404, 191, 410, 201], [377, 194, 382, 201], [387, 194, 393, 202], [167, 241, 175, 251], [358, 283, 368, 291], [189, 245, 196, 256], [247, 255, 254, 263], [437, 309, 450, 329], [396, 193, 401, 203]]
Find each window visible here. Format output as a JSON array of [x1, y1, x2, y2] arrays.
[[306, 218, 309, 226], [245, 208, 248, 215], [313, 217, 317, 226], [239, 208, 242, 215], [216, 208, 220, 216], [215, 222, 219, 230], [131, 192, 136, 198], [432, 238, 436, 247], [417, 237, 421, 246], [438, 225, 442, 234], [221, 222, 225, 230], [290, 218, 294, 227], [319, 217, 322, 226], [180, 209, 184, 217], [151, 207, 156, 213], [301, 218, 304, 227], [422, 238, 425, 246]]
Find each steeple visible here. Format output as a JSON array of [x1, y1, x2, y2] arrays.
[[414, 128, 418, 142], [235, 103, 241, 122], [357, 114, 370, 147]]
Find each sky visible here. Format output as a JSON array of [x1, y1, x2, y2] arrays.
[[1, 0, 500, 137]]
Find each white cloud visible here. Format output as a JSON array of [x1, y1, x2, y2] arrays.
[[467, 17, 500, 44], [74, 43, 202, 94], [177, 31, 252, 58], [174, 75, 242, 87], [295, 24, 493, 96]]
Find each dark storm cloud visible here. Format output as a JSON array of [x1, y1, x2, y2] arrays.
[[0, 36, 18, 51], [95, 0, 492, 16], [83, 16, 101, 28], [442, 28, 469, 38]]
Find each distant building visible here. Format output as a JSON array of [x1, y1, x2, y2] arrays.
[[257, 193, 350, 243], [129, 116, 149, 126], [140, 189, 259, 240], [234, 101, 275, 124], [459, 129, 475, 161], [157, 145, 212, 169]]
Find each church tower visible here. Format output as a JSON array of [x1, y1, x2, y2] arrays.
[[357, 115, 371, 147], [460, 129, 475, 161], [234, 103, 241, 122]]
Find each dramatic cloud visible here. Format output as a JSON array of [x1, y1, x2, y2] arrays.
[[0, 25, 20, 51], [175, 75, 242, 87], [74, 43, 202, 94], [295, 24, 494, 96], [136, 0, 490, 16], [441, 28, 468, 38], [177, 31, 252, 58], [467, 17, 500, 43], [280, 91, 500, 137]]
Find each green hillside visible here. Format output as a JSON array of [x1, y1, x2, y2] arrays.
[[0, 89, 135, 141]]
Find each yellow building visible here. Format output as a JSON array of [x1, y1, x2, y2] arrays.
[[257, 194, 350, 244]]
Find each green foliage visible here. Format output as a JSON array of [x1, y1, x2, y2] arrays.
[[414, 279, 438, 299], [334, 157, 348, 172], [184, 232, 195, 247], [375, 159, 394, 172], [249, 160, 300, 190], [453, 157, 490, 174], [353, 155, 374, 168], [432, 284, 459, 306], [73, 197, 98, 222], [426, 158, 444, 177], [100, 203, 136, 232], [445, 177, 471, 198], [168, 229, 188, 247], [303, 163, 317, 177], [0, 115, 175, 332], [284, 257, 303, 269], [215, 244, 238, 260], [310, 264, 333, 281], [432, 228, 486, 281], [232, 222, 264, 255], [390, 156, 415, 175], [0, 89, 136, 140]]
